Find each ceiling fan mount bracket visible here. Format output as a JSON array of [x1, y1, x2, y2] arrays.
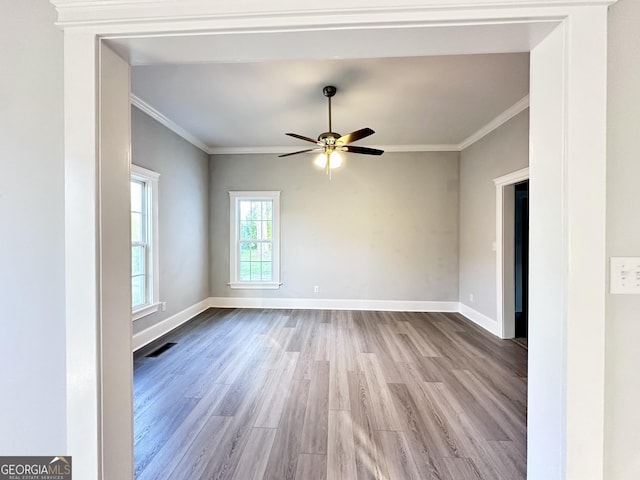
[[322, 85, 337, 98]]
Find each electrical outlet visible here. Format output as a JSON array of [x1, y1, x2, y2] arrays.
[[469, 293, 474, 302], [610, 257, 640, 294], [314, 285, 319, 293], [161, 301, 167, 311]]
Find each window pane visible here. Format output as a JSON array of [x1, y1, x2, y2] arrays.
[[251, 201, 262, 220], [240, 243, 251, 261], [240, 221, 257, 240], [131, 181, 143, 212], [261, 243, 272, 261], [132, 245, 146, 276], [132, 274, 146, 308], [131, 212, 143, 242], [239, 200, 251, 221], [250, 243, 261, 261], [261, 262, 272, 281], [239, 261, 251, 281], [262, 220, 272, 240], [255, 220, 263, 240], [262, 201, 272, 221], [250, 262, 262, 281]]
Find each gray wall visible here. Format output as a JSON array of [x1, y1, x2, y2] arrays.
[[131, 106, 210, 334], [0, 0, 66, 453], [605, 0, 640, 477], [459, 109, 529, 319], [209, 152, 459, 301]]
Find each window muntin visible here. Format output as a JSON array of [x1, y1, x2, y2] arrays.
[[229, 191, 281, 289]]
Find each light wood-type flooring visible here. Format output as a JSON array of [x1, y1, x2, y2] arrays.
[[134, 308, 527, 480]]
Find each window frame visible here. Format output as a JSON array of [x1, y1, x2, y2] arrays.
[[229, 191, 281, 289], [131, 164, 160, 320]]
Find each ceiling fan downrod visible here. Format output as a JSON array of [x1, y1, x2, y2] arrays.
[[323, 85, 337, 134]]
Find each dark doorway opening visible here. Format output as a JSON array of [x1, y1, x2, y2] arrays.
[[514, 180, 529, 342]]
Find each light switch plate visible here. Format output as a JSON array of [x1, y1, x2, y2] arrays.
[[610, 257, 640, 294]]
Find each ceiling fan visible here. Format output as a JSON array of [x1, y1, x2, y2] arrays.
[[279, 85, 384, 177]]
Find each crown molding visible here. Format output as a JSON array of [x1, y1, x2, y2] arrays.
[[457, 94, 529, 150], [130, 94, 211, 153], [131, 93, 529, 156]]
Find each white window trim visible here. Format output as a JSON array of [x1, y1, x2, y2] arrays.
[[229, 190, 281, 289], [131, 164, 161, 320]]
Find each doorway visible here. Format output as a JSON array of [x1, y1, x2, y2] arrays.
[[60, 6, 610, 479], [514, 180, 529, 347]]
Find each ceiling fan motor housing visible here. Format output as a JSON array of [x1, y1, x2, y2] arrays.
[[318, 131, 341, 144]]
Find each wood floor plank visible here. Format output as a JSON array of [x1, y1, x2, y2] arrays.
[[358, 352, 402, 431], [134, 308, 527, 480], [231, 427, 277, 480], [253, 351, 299, 428], [329, 362, 351, 411], [134, 396, 199, 477], [400, 320, 441, 357], [299, 360, 330, 454], [327, 409, 358, 480], [136, 383, 231, 480], [263, 379, 311, 480], [347, 370, 391, 480], [163, 415, 232, 480], [443, 457, 483, 480], [378, 430, 423, 480], [295, 453, 327, 480]]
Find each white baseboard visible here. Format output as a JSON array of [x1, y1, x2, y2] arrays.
[[458, 303, 501, 337], [132, 298, 500, 352], [208, 296, 459, 312], [133, 298, 210, 351]]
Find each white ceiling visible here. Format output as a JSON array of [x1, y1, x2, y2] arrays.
[[109, 23, 543, 153]]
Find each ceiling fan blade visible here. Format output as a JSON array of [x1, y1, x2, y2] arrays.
[[342, 145, 384, 156], [285, 133, 320, 144], [337, 127, 375, 145], [278, 148, 322, 158]]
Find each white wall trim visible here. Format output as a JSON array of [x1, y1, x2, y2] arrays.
[[458, 95, 530, 150], [129, 298, 506, 355], [494, 166, 530, 187], [209, 296, 459, 312], [458, 302, 502, 337], [494, 167, 530, 339], [131, 91, 528, 157], [130, 96, 460, 156], [52, 1, 617, 26], [132, 298, 210, 351], [130, 94, 210, 154]]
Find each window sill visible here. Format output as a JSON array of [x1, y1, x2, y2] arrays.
[[228, 282, 282, 290], [132, 302, 161, 321]]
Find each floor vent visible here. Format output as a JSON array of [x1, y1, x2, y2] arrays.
[[146, 342, 177, 358]]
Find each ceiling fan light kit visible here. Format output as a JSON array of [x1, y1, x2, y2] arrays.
[[280, 85, 384, 179]]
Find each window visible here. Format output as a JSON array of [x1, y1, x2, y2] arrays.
[[131, 165, 160, 319], [229, 191, 281, 289]]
